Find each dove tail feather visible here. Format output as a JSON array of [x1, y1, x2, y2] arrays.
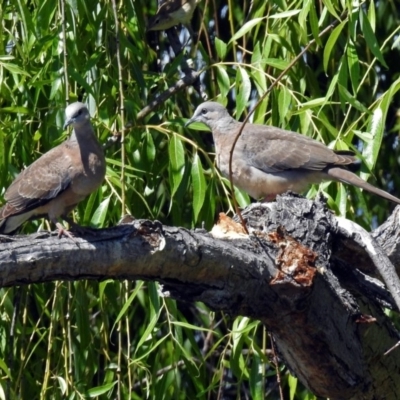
[[327, 167, 400, 205], [0, 210, 35, 234]]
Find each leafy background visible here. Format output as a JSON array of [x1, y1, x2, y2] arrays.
[[0, 0, 399, 398]]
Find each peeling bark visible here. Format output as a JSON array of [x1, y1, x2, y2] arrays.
[[1, 194, 400, 399]]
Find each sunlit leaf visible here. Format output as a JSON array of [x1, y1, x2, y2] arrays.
[[191, 152, 206, 223], [322, 0, 341, 19], [236, 67, 251, 118], [323, 20, 346, 73], [269, 9, 301, 19], [168, 133, 185, 197], [216, 65, 231, 98], [361, 77, 400, 178], [278, 85, 292, 124], [360, 9, 388, 68], [229, 17, 265, 43], [346, 43, 360, 93], [87, 382, 117, 397], [338, 84, 370, 113], [90, 196, 110, 227], [215, 37, 227, 60]]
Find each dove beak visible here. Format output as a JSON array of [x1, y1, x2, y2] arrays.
[[63, 118, 74, 130], [184, 116, 197, 127]]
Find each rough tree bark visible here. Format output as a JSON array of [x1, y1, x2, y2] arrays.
[[1, 194, 400, 399]]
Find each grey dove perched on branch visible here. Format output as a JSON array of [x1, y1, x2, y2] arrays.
[[0, 102, 106, 236], [185, 101, 400, 204], [147, 0, 200, 33]]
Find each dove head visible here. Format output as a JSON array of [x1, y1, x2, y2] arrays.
[[147, 13, 175, 31], [64, 102, 91, 130], [185, 102, 233, 131]]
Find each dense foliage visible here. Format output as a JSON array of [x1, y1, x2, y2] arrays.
[[0, 0, 400, 398]]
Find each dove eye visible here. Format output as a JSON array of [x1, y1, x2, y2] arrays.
[[201, 108, 207, 115]]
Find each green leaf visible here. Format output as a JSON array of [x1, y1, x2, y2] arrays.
[[269, 9, 301, 19], [191, 152, 206, 223], [251, 42, 267, 92], [337, 57, 348, 110], [56, 376, 67, 395], [361, 77, 400, 179], [0, 106, 30, 114], [346, 43, 360, 93], [87, 381, 117, 397], [288, 374, 298, 400], [249, 355, 263, 400], [322, 0, 340, 19], [324, 73, 339, 102], [215, 65, 231, 98], [168, 133, 185, 196], [171, 321, 213, 332], [0, 359, 11, 379], [113, 282, 144, 328], [229, 17, 265, 43], [233, 185, 251, 207], [337, 182, 348, 217], [0, 383, 6, 400], [309, 1, 321, 45], [90, 196, 110, 228], [145, 131, 156, 163], [236, 67, 251, 118], [338, 84, 370, 113], [360, 10, 388, 68], [323, 20, 346, 73], [10, 0, 34, 41], [49, 77, 62, 100], [134, 313, 163, 358], [0, 61, 31, 76], [298, 0, 311, 32], [215, 37, 227, 60], [353, 130, 373, 143], [263, 58, 289, 70], [296, 97, 326, 111], [278, 85, 292, 124], [367, 0, 376, 32]]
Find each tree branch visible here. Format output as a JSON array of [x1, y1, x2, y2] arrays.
[[1, 194, 400, 399]]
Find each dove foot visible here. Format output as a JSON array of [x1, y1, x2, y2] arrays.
[[55, 222, 75, 239]]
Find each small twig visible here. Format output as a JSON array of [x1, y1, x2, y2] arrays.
[[111, 0, 126, 215], [7, 288, 20, 400], [384, 341, 400, 356], [40, 283, 61, 398], [103, 123, 134, 150], [269, 333, 284, 400], [137, 70, 201, 120], [132, 360, 185, 390], [228, 11, 349, 231], [60, 0, 69, 103]]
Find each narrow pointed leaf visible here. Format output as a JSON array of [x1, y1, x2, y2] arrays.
[[191, 152, 206, 223]]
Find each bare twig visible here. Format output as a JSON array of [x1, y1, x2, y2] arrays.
[[7, 288, 20, 400], [111, 0, 126, 215], [137, 70, 201, 121], [270, 333, 284, 400], [60, 0, 69, 103]]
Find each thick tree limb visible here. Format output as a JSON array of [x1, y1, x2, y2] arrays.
[[1, 194, 400, 399]]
